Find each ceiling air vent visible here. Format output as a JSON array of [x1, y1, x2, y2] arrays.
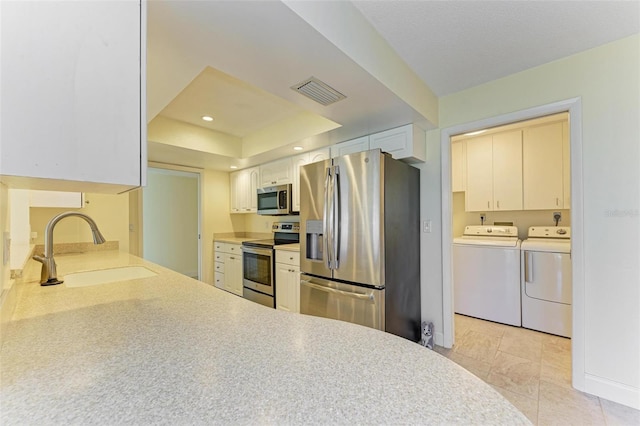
[[291, 77, 346, 106]]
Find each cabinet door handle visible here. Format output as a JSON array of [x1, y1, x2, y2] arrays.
[[497, 200, 500, 209], [487, 201, 490, 208], [556, 197, 559, 206]]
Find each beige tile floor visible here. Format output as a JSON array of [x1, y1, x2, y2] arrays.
[[434, 314, 640, 425]]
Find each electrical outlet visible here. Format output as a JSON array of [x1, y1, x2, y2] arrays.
[[423, 220, 432, 233]]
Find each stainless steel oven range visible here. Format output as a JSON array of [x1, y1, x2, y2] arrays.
[[242, 222, 299, 308]]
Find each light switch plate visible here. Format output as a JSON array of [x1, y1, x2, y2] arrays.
[[423, 220, 432, 233]]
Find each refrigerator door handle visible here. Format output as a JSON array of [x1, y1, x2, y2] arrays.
[[332, 165, 341, 269], [323, 166, 334, 270], [301, 279, 375, 301]]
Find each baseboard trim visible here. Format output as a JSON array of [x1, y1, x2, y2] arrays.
[[584, 373, 640, 410], [434, 331, 445, 347]]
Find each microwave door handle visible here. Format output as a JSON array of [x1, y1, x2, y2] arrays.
[[323, 167, 333, 270], [332, 165, 340, 269]]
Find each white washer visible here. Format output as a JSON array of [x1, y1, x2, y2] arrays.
[[453, 226, 521, 326], [521, 226, 572, 337]]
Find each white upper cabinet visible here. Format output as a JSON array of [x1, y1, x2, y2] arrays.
[[465, 135, 495, 211], [230, 167, 259, 214], [492, 130, 523, 211], [465, 130, 523, 212], [29, 191, 84, 209], [451, 140, 466, 192], [260, 158, 292, 187], [292, 148, 330, 213], [369, 124, 426, 163], [523, 122, 565, 210], [331, 136, 370, 158], [0, 1, 146, 193]]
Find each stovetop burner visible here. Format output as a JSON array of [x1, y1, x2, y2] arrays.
[[242, 222, 299, 249]]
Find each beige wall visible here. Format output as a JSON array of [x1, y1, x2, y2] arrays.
[[243, 213, 299, 233], [201, 169, 245, 285], [30, 193, 129, 252], [422, 34, 639, 405], [452, 192, 571, 239]]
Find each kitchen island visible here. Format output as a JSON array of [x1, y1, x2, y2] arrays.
[[0, 251, 530, 425]]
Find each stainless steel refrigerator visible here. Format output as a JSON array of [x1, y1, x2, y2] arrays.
[[299, 149, 421, 342]]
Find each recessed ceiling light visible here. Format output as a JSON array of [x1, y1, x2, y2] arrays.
[[201, 115, 214, 122], [230, 165, 238, 169], [293, 146, 303, 151], [463, 130, 486, 136]]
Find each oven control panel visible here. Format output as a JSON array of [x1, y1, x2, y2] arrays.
[[272, 222, 300, 233]]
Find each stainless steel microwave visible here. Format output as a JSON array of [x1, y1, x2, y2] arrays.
[[257, 184, 292, 215]]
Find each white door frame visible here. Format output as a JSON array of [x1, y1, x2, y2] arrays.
[[439, 97, 586, 391], [144, 162, 203, 281]]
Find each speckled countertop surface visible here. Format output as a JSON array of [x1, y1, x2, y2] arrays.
[[0, 251, 530, 425]]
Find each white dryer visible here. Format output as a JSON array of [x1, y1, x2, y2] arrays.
[[453, 226, 521, 326], [521, 226, 572, 337]]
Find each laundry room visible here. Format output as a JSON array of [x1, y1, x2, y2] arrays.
[[447, 112, 574, 396]]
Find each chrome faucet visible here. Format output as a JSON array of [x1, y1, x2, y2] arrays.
[[32, 212, 106, 286]]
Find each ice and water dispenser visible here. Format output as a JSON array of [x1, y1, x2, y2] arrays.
[[305, 220, 323, 261]]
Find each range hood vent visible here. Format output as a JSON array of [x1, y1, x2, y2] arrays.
[[291, 77, 346, 106]]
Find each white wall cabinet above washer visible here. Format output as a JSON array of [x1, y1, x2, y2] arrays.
[[451, 140, 466, 192], [369, 124, 426, 163], [523, 121, 567, 210], [465, 130, 523, 212], [0, 1, 146, 194]]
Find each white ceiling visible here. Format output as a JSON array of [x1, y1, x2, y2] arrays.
[[146, 0, 639, 170], [353, 0, 640, 96]]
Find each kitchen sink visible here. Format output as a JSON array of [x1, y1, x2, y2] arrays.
[[63, 266, 157, 288]]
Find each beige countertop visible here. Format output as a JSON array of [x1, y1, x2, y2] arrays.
[[214, 236, 258, 244], [0, 250, 529, 425]]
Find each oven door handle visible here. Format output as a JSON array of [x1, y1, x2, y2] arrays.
[[242, 246, 273, 257]]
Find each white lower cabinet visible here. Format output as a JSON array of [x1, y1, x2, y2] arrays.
[[275, 250, 300, 313], [214, 241, 243, 296]]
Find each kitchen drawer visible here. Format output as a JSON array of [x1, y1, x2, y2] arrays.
[[227, 243, 242, 254], [214, 271, 225, 290], [276, 250, 300, 267], [214, 252, 224, 262], [214, 241, 230, 253], [215, 261, 225, 274], [214, 241, 242, 255]]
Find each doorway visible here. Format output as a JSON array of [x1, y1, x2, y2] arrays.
[[142, 166, 201, 280], [439, 97, 585, 391]]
